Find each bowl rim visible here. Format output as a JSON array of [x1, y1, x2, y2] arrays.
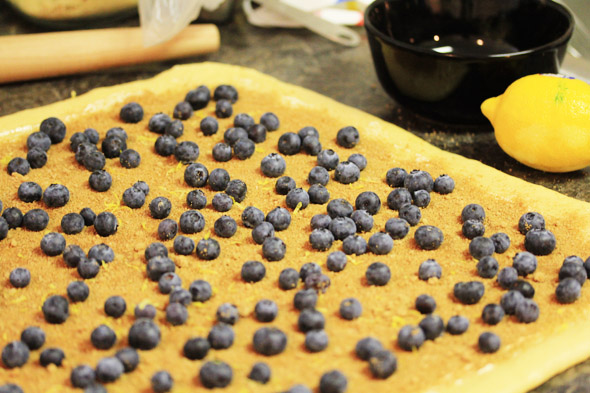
[[364, 0, 575, 60]]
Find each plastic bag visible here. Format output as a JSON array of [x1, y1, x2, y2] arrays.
[[139, 0, 225, 47]]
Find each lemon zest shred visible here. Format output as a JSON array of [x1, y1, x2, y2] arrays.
[[293, 202, 303, 214]]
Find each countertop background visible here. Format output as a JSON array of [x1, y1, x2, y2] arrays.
[[1, 1, 590, 392]]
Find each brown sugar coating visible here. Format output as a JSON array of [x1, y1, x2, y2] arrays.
[[1, 63, 590, 393]]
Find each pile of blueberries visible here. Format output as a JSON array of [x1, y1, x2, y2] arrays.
[[1, 81, 588, 393]]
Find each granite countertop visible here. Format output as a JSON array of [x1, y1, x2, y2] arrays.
[[0, 2, 589, 392]]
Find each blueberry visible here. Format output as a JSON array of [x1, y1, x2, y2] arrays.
[[174, 141, 199, 163], [151, 371, 173, 393], [39, 348, 65, 367], [119, 149, 141, 168], [350, 210, 372, 232], [279, 268, 299, 290], [385, 218, 410, 240], [481, 303, 504, 325], [286, 188, 310, 210], [9, 267, 30, 288], [261, 153, 286, 177], [433, 174, 455, 194], [476, 256, 499, 279], [214, 215, 237, 238], [201, 116, 219, 136], [317, 149, 339, 171], [2, 207, 23, 228], [386, 188, 412, 211], [556, 277, 581, 304], [348, 153, 367, 171], [211, 193, 232, 212], [224, 127, 248, 146], [67, 281, 89, 302], [304, 273, 331, 294], [518, 212, 545, 234], [397, 325, 425, 351], [158, 272, 181, 294], [185, 85, 211, 109], [214, 84, 238, 102], [40, 232, 66, 256], [497, 266, 519, 289], [513, 251, 538, 276], [515, 298, 539, 323], [249, 222, 274, 245], [145, 242, 168, 261], [199, 361, 233, 388], [179, 210, 205, 234], [70, 132, 89, 152], [88, 170, 112, 192], [453, 281, 485, 304], [512, 279, 536, 298], [196, 238, 220, 260], [94, 212, 118, 237], [7, 157, 30, 176], [500, 290, 525, 315], [328, 217, 356, 240], [234, 138, 255, 160], [415, 294, 436, 314], [1, 341, 29, 368], [305, 330, 329, 353], [189, 279, 212, 302], [23, 208, 49, 231], [78, 207, 96, 226], [0, 218, 7, 241], [120, 102, 144, 123], [40, 117, 66, 143], [299, 263, 322, 283], [302, 136, 322, 155], [216, 303, 239, 325], [524, 229, 556, 256], [298, 309, 325, 332], [385, 168, 407, 188], [128, 319, 161, 350], [165, 120, 184, 138], [418, 259, 442, 280], [487, 233, 509, 255], [77, 258, 100, 279], [308, 166, 330, 186], [96, 357, 124, 382], [461, 203, 485, 222], [208, 323, 234, 349], [146, 256, 175, 281], [248, 124, 268, 143], [122, 187, 145, 209], [27, 147, 48, 169], [166, 303, 188, 325], [101, 136, 126, 158], [71, 365, 96, 388], [334, 161, 360, 184], [0, 384, 23, 393], [149, 197, 172, 219], [215, 99, 233, 118], [106, 127, 128, 141], [368, 232, 393, 255], [266, 207, 291, 231], [559, 262, 587, 285], [173, 101, 193, 120], [356, 337, 383, 360], [134, 304, 156, 319], [183, 337, 210, 360], [414, 225, 444, 250], [446, 315, 469, 335], [399, 204, 421, 226], [148, 113, 171, 134], [241, 260, 266, 282], [233, 113, 255, 130], [419, 314, 444, 340], [18, 182, 42, 203], [342, 235, 367, 255], [21, 326, 45, 350], [27, 131, 52, 151], [336, 126, 359, 148], [155, 135, 177, 157], [262, 236, 286, 261], [209, 168, 230, 191], [412, 189, 431, 207], [240, 206, 263, 229], [479, 332, 501, 353], [43, 184, 69, 207], [277, 132, 301, 155], [308, 184, 330, 205], [255, 299, 278, 322], [91, 325, 116, 349], [58, 213, 84, 235], [339, 298, 362, 320], [462, 219, 485, 239], [468, 236, 494, 260], [368, 350, 397, 379], [404, 170, 433, 193], [248, 362, 271, 384], [84, 128, 99, 144], [105, 296, 126, 318], [260, 112, 279, 131], [365, 262, 391, 286], [225, 179, 247, 202], [186, 190, 207, 209], [173, 235, 195, 255]]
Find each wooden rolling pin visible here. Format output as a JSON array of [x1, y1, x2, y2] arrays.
[[0, 25, 220, 84]]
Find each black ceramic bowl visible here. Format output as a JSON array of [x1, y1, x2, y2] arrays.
[[365, 0, 574, 124]]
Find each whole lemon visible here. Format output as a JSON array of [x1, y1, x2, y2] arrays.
[[481, 74, 590, 172]]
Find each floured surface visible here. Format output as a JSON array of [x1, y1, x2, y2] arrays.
[[0, 62, 589, 393]]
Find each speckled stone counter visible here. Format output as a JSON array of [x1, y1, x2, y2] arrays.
[[0, 2, 589, 392]]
